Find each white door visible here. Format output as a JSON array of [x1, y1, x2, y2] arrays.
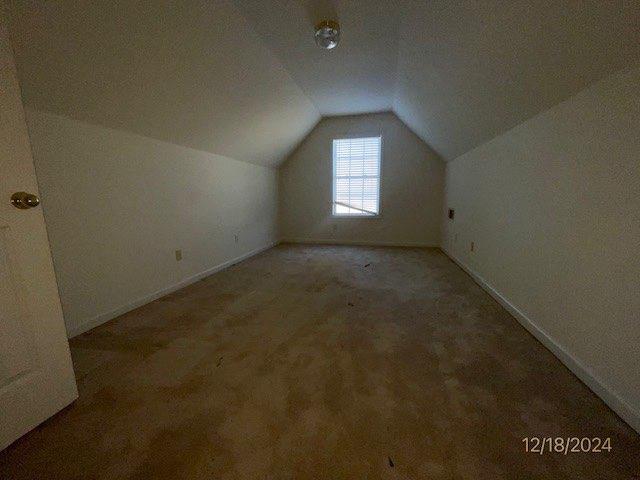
[[0, 10, 77, 450]]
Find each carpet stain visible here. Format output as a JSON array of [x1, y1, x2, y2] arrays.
[[0, 244, 638, 479]]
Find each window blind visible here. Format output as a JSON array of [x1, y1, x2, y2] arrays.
[[332, 136, 381, 216]]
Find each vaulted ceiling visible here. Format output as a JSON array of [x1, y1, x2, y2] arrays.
[[8, 0, 640, 166], [8, 0, 320, 167]]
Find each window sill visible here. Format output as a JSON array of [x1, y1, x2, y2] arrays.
[[331, 214, 383, 219]]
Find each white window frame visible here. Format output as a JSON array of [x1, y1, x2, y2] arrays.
[[331, 135, 383, 218]]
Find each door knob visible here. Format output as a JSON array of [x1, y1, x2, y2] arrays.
[[11, 191, 40, 209]]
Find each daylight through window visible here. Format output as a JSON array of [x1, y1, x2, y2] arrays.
[[332, 137, 381, 216]]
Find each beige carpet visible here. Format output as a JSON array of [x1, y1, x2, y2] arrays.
[[1, 244, 638, 479]]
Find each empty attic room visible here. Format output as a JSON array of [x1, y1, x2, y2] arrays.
[[1, 0, 639, 478]]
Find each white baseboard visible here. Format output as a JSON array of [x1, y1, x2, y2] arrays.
[[67, 241, 278, 338], [280, 238, 438, 248], [441, 247, 640, 434]]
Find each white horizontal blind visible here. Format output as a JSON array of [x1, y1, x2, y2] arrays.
[[332, 137, 381, 216]]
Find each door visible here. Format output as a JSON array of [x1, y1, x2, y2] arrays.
[[0, 9, 77, 450]]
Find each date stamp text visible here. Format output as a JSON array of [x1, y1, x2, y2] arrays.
[[522, 437, 612, 455]]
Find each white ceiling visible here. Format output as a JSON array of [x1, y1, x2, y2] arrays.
[[393, 0, 640, 159], [235, 0, 401, 116], [9, 1, 640, 165], [8, 0, 320, 167]]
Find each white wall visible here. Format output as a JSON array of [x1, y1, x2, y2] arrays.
[[26, 109, 278, 337], [279, 112, 445, 246], [442, 66, 640, 431]]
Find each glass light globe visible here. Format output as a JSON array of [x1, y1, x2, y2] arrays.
[[315, 20, 340, 50]]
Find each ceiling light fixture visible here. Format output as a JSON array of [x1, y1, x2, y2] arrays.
[[314, 20, 340, 50]]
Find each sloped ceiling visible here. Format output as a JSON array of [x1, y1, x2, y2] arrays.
[[239, 0, 640, 160], [393, 0, 640, 159], [236, 0, 400, 115], [9, 0, 640, 165], [8, 0, 320, 167]]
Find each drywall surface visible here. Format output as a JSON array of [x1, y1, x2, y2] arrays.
[[394, 1, 640, 160], [442, 66, 640, 430], [237, 0, 400, 116], [279, 112, 444, 246], [9, 0, 319, 167], [25, 109, 278, 337]]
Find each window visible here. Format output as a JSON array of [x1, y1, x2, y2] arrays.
[[332, 136, 381, 216]]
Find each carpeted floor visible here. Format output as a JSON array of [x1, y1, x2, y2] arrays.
[[1, 244, 638, 479]]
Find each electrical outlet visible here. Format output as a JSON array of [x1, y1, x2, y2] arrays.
[[234, 234, 239, 243], [175, 249, 182, 261], [470, 241, 475, 252], [332, 224, 337, 233]]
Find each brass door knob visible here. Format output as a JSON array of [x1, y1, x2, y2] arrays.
[[11, 191, 40, 209]]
